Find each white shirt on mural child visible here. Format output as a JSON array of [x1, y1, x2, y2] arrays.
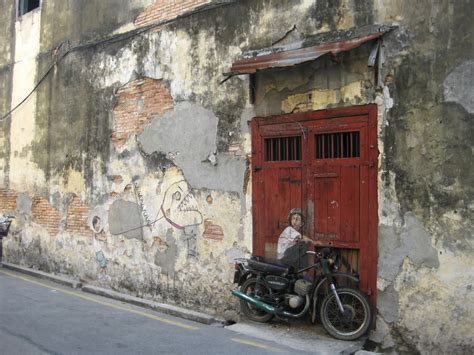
[[277, 226, 301, 260]]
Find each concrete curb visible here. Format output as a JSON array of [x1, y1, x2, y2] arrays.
[[2, 262, 82, 289], [2, 262, 223, 327], [82, 284, 223, 326], [226, 321, 366, 355]]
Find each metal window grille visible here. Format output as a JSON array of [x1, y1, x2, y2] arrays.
[[264, 136, 301, 161], [315, 131, 360, 159]]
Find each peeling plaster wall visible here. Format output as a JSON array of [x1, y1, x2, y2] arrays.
[[0, 1, 473, 353], [10, 8, 45, 192], [372, 1, 474, 353], [139, 102, 246, 194], [0, 0, 16, 187]]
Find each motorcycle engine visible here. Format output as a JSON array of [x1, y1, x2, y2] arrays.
[[294, 279, 312, 295], [285, 294, 305, 309]]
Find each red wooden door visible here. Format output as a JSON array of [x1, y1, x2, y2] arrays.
[[252, 105, 378, 304]]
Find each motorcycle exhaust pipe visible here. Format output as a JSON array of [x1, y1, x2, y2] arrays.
[[232, 289, 276, 313], [232, 290, 310, 318]]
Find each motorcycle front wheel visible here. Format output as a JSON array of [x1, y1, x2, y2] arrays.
[[239, 278, 274, 323], [320, 287, 372, 341]]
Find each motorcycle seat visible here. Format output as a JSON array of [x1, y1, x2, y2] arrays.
[[248, 258, 292, 276]]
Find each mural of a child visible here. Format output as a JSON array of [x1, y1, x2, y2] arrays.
[[277, 208, 322, 270], [91, 216, 108, 278]]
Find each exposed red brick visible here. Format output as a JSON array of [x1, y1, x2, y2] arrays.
[[110, 175, 123, 184], [134, 0, 212, 28], [112, 78, 173, 147], [0, 189, 17, 211], [32, 197, 61, 236], [202, 219, 224, 240], [66, 196, 91, 237]]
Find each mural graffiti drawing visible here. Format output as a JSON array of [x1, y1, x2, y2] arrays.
[[155, 180, 203, 230], [91, 216, 108, 279], [93, 176, 205, 271], [134, 181, 153, 228]]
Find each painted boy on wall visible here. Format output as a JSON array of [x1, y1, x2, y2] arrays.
[[91, 216, 108, 278], [277, 208, 322, 269]]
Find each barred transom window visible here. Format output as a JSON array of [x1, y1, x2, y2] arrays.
[[315, 131, 360, 159], [264, 136, 302, 161]]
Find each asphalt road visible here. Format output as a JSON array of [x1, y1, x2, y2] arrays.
[[0, 268, 312, 355]]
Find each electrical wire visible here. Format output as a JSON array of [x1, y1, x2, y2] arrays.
[[0, 49, 70, 121], [0, 1, 236, 122]]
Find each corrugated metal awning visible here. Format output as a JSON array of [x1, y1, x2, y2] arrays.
[[225, 25, 395, 76]]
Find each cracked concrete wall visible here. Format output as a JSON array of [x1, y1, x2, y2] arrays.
[[0, 0, 472, 353]]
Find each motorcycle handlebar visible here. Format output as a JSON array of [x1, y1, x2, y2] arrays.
[[305, 244, 333, 258]]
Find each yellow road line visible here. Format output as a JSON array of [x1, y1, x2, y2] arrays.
[[231, 337, 282, 352], [0, 269, 198, 331]]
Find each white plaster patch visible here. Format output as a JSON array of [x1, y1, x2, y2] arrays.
[[88, 47, 138, 89], [159, 29, 193, 99], [297, 0, 316, 12], [382, 85, 394, 110], [377, 277, 391, 291], [10, 8, 45, 191], [87, 32, 164, 90], [378, 171, 403, 227], [142, 35, 164, 79]]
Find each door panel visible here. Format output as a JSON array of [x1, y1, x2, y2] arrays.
[[311, 164, 363, 245], [340, 165, 360, 243], [312, 166, 341, 241], [259, 167, 302, 258]]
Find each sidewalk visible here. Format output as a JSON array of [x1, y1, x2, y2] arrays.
[[2, 262, 375, 354]]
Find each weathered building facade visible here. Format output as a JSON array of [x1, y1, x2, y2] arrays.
[[0, 0, 472, 353]]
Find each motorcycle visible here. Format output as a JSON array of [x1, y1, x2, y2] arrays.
[[231, 247, 372, 341]]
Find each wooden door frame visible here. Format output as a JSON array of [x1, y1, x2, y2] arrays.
[[251, 104, 379, 303]]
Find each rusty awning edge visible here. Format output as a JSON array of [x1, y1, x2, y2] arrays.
[[225, 25, 396, 76]]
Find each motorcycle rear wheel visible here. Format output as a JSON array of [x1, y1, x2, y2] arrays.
[[239, 278, 274, 323], [320, 287, 371, 341]]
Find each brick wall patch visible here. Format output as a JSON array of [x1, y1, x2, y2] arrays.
[[32, 197, 61, 236], [0, 189, 17, 211], [134, 0, 213, 28], [112, 78, 173, 147], [202, 219, 224, 240], [66, 196, 91, 237]]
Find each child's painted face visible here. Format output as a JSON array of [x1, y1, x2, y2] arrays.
[[290, 213, 303, 229], [92, 216, 103, 233]]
